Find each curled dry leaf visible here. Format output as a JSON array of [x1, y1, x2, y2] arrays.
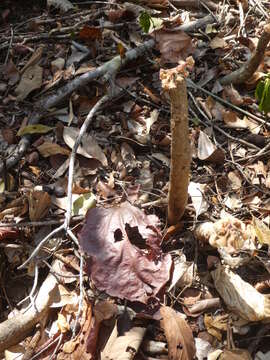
[[160, 306, 196, 360], [197, 131, 225, 164], [28, 190, 51, 221], [63, 126, 107, 166], [188, 181, 209, 218], [101, 325, 146, 360], [37, 142, 70, 157], [204, 314, 228, 341], [154, 29, 194, 64], [212, 265, 270, 321], [194, 215, 255, 253], [79, 201, 172, 303]]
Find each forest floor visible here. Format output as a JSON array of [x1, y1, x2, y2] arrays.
[[1, 0, 270, 359]]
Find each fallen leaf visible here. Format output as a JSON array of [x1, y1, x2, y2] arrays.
[[160, 306, 196, 360], [79, 202, 172, 303], [212, 265, 270, 321], [188, 182, 209, 218], [197, 131, 225, 163], [37, 142, 70, 157], [63, 126, 107, 166], [28, 190, 51, 221], [154, 29, 194, 64], [17, 124, 53, 137], [252, 216, 270, 245], [15, 64, 43, 101], [72, 192, 96, 216], [101, 325, 146, 360], [47, 0, 74, 12], [210, 36, 227, 49]]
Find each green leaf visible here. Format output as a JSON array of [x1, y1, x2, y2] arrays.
[[17, 124, 54, 137], [255, 79, 265, 101], [139, 11, 151, 33], [255, 76, 270, 114], [72, 192, 96, 216]]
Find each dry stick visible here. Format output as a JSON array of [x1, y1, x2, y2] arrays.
[[0, 38, 155, 176], [187, 78, 268, 126], [64, 94, 110, 230], [0, 13, 216, 176], [171, 0, 218, 11], [161, 70, 191, 225], [0, 272, 58, 352], [220, 24, 270, 85], [188, 91, 260, 150]]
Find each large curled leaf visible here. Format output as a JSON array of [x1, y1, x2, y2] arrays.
[[79, 202, 172, 303]]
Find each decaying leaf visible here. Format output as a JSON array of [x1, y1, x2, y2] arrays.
[[160, 306, 196, 360], [17, 124, 53, 137], [47, 0, 74, 12], [63, 126, 108, 166], [15, 64, 43, 101], [212, 265, 270, 321], [188, 181, 209, 218], [101, 325, 146, 360], [204, 314, 227, 341], [79, 201, 172, 303], [252, 216, 270, 246], [28, 190, 51, 221], [154, 29, 194, 64], [197, 130, 225, 163], [37, 142, 70, 157]]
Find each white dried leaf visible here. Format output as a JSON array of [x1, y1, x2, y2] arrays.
[[212, 265, 270, 321]]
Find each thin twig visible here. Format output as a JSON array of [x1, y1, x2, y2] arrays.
[[188, 90, 260, 150], [187, 78, 268, 126]]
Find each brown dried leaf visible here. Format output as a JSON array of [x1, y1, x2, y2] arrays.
[[15, 64, 43, 101], [28, 190, 51, 221], [4, 59, 20, 85], [154, 29, 194, 64], [63, 126, 107, 166], [37, 142, 70, 157], [160, 306, 196, 360], [210, 36, 227, 49]]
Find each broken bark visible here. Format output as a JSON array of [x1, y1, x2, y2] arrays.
[[160, 65, 191, 225], [220, 24, 270, 85]]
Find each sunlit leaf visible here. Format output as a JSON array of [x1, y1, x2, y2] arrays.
[[255, 76, 270, 114], [72, 192, 96, 216], [17, 124, 53, 137], [139, 11, 151, 33], [252, 216, 270, 245]]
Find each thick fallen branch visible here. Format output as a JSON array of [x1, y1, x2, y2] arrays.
[[0, 14, 218, 177], [171, 0, 218, 11], [0, 39, 155, 176], [220, 24, 270, 85], [0, 272, 58, 352]]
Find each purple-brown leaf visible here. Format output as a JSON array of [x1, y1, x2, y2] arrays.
[[79, 202, 172, 303]]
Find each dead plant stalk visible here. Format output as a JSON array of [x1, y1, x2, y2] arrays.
[[161, 72, 191, 225]]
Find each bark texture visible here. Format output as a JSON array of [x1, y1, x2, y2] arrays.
[[161, 69, 191, 225]]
